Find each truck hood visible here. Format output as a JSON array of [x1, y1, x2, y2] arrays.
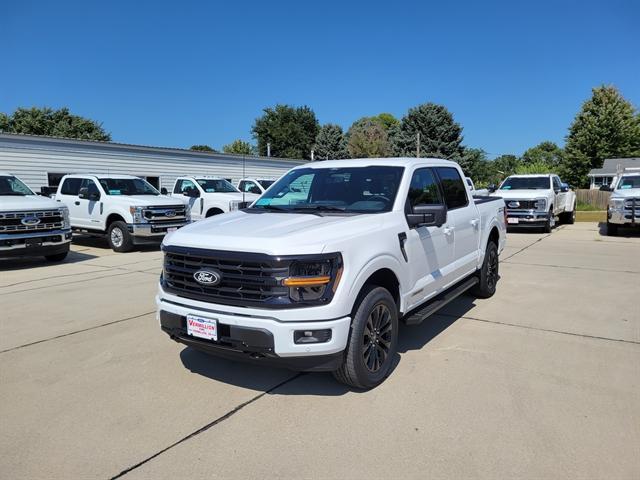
[[107, 195, 184, 207], [0, 195, 62, 211], [611, 188, 640, 199], [164, 210, 385, 255], [492, 189, 550, 200]]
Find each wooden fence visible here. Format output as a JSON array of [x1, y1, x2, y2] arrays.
[[576, 189, 611, 210]]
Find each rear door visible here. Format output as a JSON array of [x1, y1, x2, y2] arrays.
[[403, 167, 453, 310], [435, 166, 480, 281]]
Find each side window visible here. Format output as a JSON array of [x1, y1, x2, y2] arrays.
[[82, 179, 100, 197], [435, 167, 468, 210], [407, 168, 442, 208], [60, 177, 82, 195], [553, 176, 561, 190], [179, 179, 197, 194], [238, 181, 247, 192], [173, 180, 183, 194]]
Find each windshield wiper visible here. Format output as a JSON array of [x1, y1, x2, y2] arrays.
[[292, 205, 346, 212], [252, 204, 290, 212]]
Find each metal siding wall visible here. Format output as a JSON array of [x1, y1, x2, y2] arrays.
[[0, 139, 304, 191]]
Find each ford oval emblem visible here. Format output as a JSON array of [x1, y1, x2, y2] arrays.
[[508, 201, 520, 208], [21, 216, 41, 226], [164, 210, 176, 218], [193, 269, 222, 286]]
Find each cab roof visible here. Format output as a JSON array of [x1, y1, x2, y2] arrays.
[[291, 157, 457, 169], [64, 173, 141, 180]]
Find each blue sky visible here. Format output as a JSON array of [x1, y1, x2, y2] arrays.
[[2, 0, 638, 157]]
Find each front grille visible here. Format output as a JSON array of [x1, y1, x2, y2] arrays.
[[162, 247, 291, 307], [0, 210, 64, 233], [506, 200, 537, 210], [143, 205, 187, 223], [623, 198, 639, 219]]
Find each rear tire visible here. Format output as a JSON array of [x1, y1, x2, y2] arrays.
[[561, 207, 576, 224], [107, 221, 134, 252], [45, 251, 68, 262], [607, 221, 618, 236], [472, 241, 499, 299], [333, 286, 398, 389]]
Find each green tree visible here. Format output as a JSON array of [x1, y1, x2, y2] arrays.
[[252, 104, 319, 159], [223, 139, 253, 155], [347, 118, 391, 158], [314, 124, 348, 160], [1, 107, 110, 141], [564, 85, 640, 187], [371, 113, 399, 131], [459, 148, 490, 183], [190, 145, 216, 152], [521, 141, 564, 168], [516, 161, 554, 175], [489, 154, 520, 184], [392, 103, 464, 159]]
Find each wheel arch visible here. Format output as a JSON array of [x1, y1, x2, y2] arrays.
[[349, 263, 403, 316]]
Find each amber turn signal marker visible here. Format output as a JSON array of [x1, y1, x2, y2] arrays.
[[282, 276, 331, 287]]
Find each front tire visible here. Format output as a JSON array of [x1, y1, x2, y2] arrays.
[[472, 241, 499, 299], [561, 207, 576, 224], [543, 208, 555, 233], [333, 286, 398, 389], [108, 221, 134, 252]]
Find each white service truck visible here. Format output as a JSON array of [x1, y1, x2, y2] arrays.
[[0, 172, 72, 261], [167, 176, 260, 221], [490, 173, 576, 232], [605, 170, 640, 235], [157, 158, 507, 389], [55, 174, 190, 252], [237, 178, 276, 195]]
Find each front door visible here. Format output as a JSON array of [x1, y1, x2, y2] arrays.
[[174, 179, 202, 220]]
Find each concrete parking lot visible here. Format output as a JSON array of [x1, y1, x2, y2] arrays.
[[1, 223, 639, 479]]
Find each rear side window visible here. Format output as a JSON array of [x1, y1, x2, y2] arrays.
[[435, 167, 468, 210], [60, 178, 82, 195], [408, 168, 442, 207]]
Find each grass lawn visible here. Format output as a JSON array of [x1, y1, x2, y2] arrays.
[[576, 210, 606, 222]]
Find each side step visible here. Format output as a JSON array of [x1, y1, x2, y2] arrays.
[[402, 276, 479, 326]]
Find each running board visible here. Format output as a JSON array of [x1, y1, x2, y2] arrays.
[[402, 276, 479, 326]]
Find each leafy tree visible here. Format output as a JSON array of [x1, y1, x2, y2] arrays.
[[459, 148, 490, 182], [314, 124, 348, 160], [392, 103, 464, 159], [347, 118, 391, 158], [521, 141, 564, 168], [516, 161, 555, 175], [371, 113, 399, 131], [1, 107, 110, 141], [564, 85, 640, 187], [489, 154, 520, 184], [190, 145, 217, 152], [252, 104, 319, 159], [223, 139, 253, 155]]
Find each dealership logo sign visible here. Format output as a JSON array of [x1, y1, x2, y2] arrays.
[[193, 269, 222, 286]]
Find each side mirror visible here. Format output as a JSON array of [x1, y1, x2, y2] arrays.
[[160, 187, 168, 195], [78, 187, 89, 199], [488, 184, 497, 193], [250, 187, 261, 195], [407, 204, 447, 228], [599, 185, 612, 192], [184, 188, 200, 198], [89, 191, 101, 201], [560, 184, 569, 193]]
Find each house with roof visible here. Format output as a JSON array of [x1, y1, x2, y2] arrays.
[[587, 157, 640, 189]]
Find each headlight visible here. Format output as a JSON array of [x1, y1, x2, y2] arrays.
[[610, 198, 625, 210], [283, 254, 343, 303], [229, 200, 241, 211], [535, 198, 547, 211], [59, 206, 70, 228], [129, 206, 147, 223]]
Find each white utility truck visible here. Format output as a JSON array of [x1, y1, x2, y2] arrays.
[[55, 174, 190, 252], [167, 176, 260, 221], [237, 178, 276, 195], [490, 174, 576, 232], [157, 158, 507, 389], [605, 169, 640, 235], [0, 172, 72, 261]]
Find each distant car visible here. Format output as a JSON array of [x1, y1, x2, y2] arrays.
[[490, 174, 576, 232], [604, 169, 640, 235], [237, 178, 276, 195]]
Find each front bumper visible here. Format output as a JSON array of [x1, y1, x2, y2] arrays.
[[608, 209, 640, 226], [128, 221, 190, 242], [156, 293, 350, 371], [0, 228, 72, 255], [505, 210, 548, 226]]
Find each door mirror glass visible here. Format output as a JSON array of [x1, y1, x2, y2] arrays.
[[160, 187, 168, 195], [88, 191, 101, 201], [78, 187, 89, 199], [488, 184, 497, 193], [560, 183, 569, 193], [407, 204, 447, 228], [184, 187, 200, 198], [599, 185, 612, 192]]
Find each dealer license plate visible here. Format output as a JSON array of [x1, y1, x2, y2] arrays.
[[507, 218, 519, 224], [186, 314, 218, 341], [25, 238, 43, 247], [167, 227, 178, 232]]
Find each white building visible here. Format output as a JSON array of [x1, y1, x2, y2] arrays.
[[0, 133, 304, 194]]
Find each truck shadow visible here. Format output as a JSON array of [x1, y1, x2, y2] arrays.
[[72, 235, 161, 252], [597, 222, 640, 237], [0, 249, 98, 271], [179, 295, 477, 396]]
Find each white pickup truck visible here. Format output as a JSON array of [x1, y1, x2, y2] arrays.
[[55, 174, 190, 252], [605, 170, 640, 235], [237, 178, 276, 195], [1, 172, 72, 261], [157, 158, 507, 389], [167, 176, 260, 221], [490, 174, 576, 232]]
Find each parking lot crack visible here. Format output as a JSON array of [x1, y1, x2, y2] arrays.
[[109, 372, 304, 479], [502, 228, 560, 261]]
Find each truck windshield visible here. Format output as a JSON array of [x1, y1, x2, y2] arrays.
[[617, 176, 640, 189], [99, 178, 159, 195], [500, 176, 549, 190], [0, 175, 35, 196], [251, 166, 404, 214], [196, 179, 238, 193]]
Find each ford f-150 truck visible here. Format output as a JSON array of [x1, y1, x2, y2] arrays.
[[1, 172, 72, 261], [605, 170, 640, 235], [167, 176, 260, 221], [157, 158, 507, 388], [55, 174, 190, 252], [490, 174, 576, 232]]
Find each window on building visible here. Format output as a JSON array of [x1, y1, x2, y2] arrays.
[[47, 173, 68, 187], [145, 176, 160, 189]]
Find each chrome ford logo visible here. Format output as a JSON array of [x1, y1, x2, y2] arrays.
[[193, 269, 222, 286], [164, 210, 176, 218], [21, 216, 41, 226], [508, 201, 520, 208]]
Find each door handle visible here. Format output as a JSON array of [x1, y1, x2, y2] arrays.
[[443, 226, 454, 236], [470, 218, 480, 229], [74, 201, 80, 206]]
